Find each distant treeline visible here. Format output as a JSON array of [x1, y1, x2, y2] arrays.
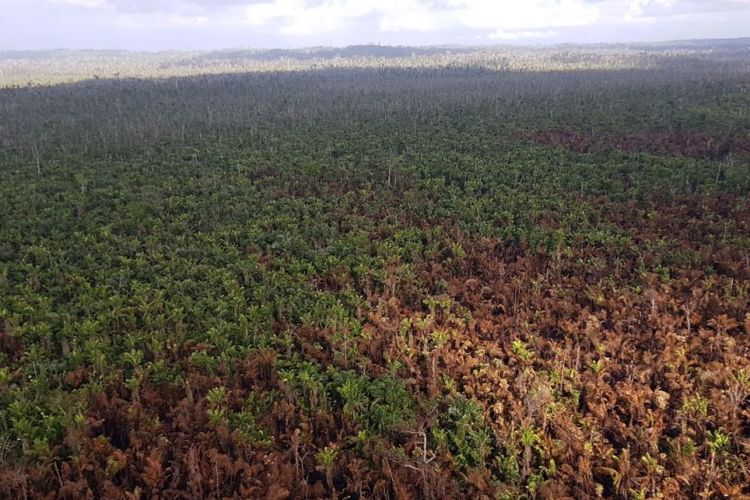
[[1, 39, 750, 86]]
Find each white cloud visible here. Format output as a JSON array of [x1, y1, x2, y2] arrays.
[[3, 0, 750, 49], [280, 0, 380, 35], [244, 0, 379, 34], [244, 0, 300, 26], [378, 0, 446, 32], [47, 0, 109, 8], [448, 0, 600, 32], [240, 0, 603, 36], [243, 0, 444, 36], [489, 29, 556, 40], [36, 0, 750, 39], [117, 13, 210, 29], [627, 0, 676, 19]]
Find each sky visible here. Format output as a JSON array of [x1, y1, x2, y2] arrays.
[[1, 0, 749, 51]]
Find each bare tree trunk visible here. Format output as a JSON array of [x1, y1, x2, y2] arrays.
[[31, 142, 41, 175]]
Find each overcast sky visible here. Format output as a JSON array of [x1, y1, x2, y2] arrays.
[[1, 0, 749, 50]]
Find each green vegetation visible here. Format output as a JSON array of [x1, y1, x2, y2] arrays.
[[0, 43, 749, 497]]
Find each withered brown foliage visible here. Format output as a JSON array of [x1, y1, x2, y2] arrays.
[[2, 194, 747, 499]]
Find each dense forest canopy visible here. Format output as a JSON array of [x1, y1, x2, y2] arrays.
[[0, 41, 749, 498]]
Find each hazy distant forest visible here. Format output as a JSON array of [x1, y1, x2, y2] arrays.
[[1, 41, 749, 498]]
